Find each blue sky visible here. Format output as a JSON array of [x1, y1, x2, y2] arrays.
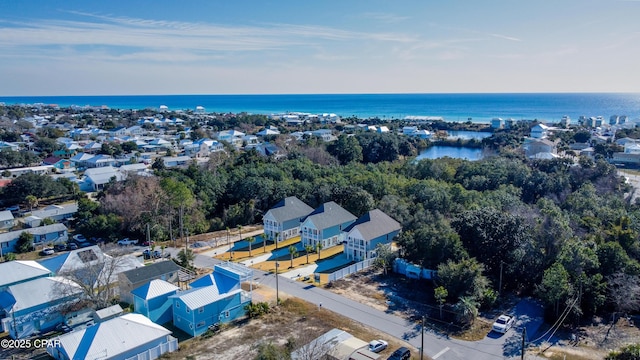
[[1, 0, 639, 96]]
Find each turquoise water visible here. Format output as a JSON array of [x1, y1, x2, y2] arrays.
[[446, 131, 493, 140], [1, 93, 638, 124], [416, 146, 485, 161]]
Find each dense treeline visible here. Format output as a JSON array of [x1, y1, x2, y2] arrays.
[[3, 126, 639, 324]]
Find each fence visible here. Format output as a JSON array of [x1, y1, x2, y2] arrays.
[[325, 258, 376, 283], [125, 336, 178, 360]]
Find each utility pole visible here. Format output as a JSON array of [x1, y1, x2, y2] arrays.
[[521, 326, 527, 360], [420, 316, 425, 360], [275, 261, 280, 306]]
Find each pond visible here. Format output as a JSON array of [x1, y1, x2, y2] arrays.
[[416, 146, 485, 161], [446, 130, 493, 140]]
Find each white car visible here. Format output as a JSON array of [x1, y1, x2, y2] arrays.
[[117, 238, 139, 246], [40, 247, 55, 256], [492, 314, 515, 334], [73, 234, 88, 242], [368, 339, 388, 353]]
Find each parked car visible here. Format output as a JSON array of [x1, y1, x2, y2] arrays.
[[73, 234, 88, 243], [118, 238, 139, 246], [54, 244, 67, 252], [67, 242, 78, 250], [40, 248, 55, 256], [387, 347, 411, 360], [142, 249, 165, 259], [492, 314, 515, 334], [141, 240, 155, 246], [369, 340, 388, 353]]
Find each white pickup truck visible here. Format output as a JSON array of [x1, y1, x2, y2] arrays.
[[117, 238, 139, 246]]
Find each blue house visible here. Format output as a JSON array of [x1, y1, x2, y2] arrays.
[[263, 196, 314, 243], [169, 262, 252, 337], [343, 209, 401, 261], [0, 260, 52, 292], [132, 279, 179, 325], [0, 277, 83, 339], [0, 224, 68, 253], [300, 202, 357, 250]]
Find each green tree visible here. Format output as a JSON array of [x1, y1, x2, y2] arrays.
[[536, 262, 573, 317], [248, 236, 256, 257], [316, 242, 323, 260], [176, 248, 195, 270], [288, 245, 298, 269], [25, 194, 38, 211], [16, 232, 34, 253], [372, 243, 396, 275], [304, 244, 314, 264], [437, 258, 489, 301], [434, 286, 448, 319], [605, 343, 640, 360], [327, 134, 363, 165], [455, 296, 479, 328]]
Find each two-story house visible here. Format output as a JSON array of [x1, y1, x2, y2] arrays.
[[263, 197, 314, 243], [300, 202, 356, 250], [343, 209, 401, 262]]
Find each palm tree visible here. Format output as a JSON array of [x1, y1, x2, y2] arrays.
[[455, 296, 479, 327], [305, 244, 314, 264], [25, 194, 38, 211], [226, 227, 230, 245], [238, 225, 243, 242], [274, 232, 280, 250], [288, 245, 298, 269], [262, 235, 267, 253], [316, 242, 323, 260], [248, 236, 255, 257]]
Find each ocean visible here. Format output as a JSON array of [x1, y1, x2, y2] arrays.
[[1, 93, 639, 124]]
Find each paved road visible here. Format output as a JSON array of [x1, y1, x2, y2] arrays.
[[174, 244, 545, 359]]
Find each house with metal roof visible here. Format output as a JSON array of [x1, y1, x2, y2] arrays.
[[0, 260, 51, 292], [46, 313, 178, 360], [132, 279, 179, 325], [0, 223, 68, 253], [263, 196, 314, 243], [20, 202, 78, 228], [343, 209, 401, 262], [300, 202, 357, 251], [0, 277, 83, 339], [82, 166, 124, 192], [169, 262, 252, 336], [0, 210, 14, 230], [118, 260, 181, 304]]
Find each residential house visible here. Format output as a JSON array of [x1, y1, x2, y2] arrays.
[[0, 277, 83, 339], [126, 125, 144, 136], [263, 197, 314, 243], [300, 202, 357, 250], [217, 129, 245, 142], [109, 126, 127, 137], [0, 223, 68, 253], [83, 141, 103, 154], [38, 245, 142, 302], [169, 262, 252, 336], [524, 138, 557, 158], [118, 260, 181, 304], [376, 126, 390, 133], [255, 142, 284, 158], [93, 304, 123, 322], [0, 141, 20, 151], [256, 128, 280, 136], [4, 165, 54, 178], [0, 260, 51, 292], [22, 203, 78, 228], [132, 279, 179, 325], [46, 313, 178, 360], [162, 155, 191, 168], [343, 209, 401, 262], [69, 152, 95, 169], [42, 156, 72, 172], [530, 123, 550, 139], [491, 118, 504, 129], [84, 154, 115, 168], [82, 166, 123, 191], [0, 210, 14, 230], [242, 135, 260, 146]]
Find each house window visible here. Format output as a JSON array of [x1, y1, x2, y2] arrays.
[[198, 307, 204, 314], [176, 302, 180, 308], [186, 308, 190, 313], [225, 311, 230, 318], [196, 321, 205, 328], [189, 324, 193, 329]]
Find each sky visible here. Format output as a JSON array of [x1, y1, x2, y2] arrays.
[[1, 0, 639, 96]]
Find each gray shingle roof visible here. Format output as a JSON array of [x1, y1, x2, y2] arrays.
[[267, 196, 314, 223], [120, 260, 180, 284], [303, 202, 356, 230], [343, 209, 401, 241]]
